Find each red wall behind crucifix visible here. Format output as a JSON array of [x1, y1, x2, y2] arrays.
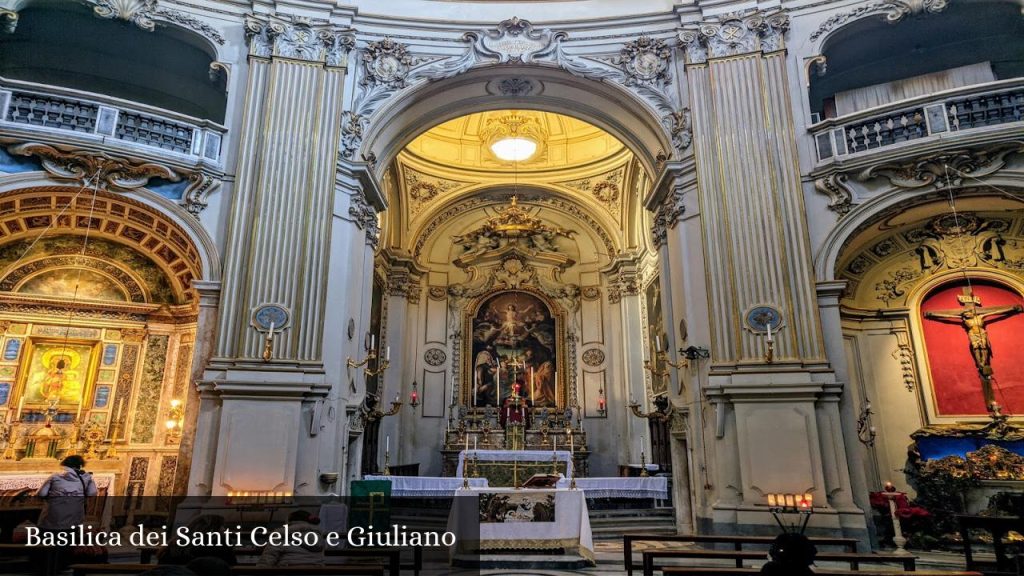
[[920, 280, 1024, 416]]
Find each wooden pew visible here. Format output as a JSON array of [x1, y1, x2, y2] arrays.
[[71, 564, 384, 576], [623, 534, 860, 576], [659, 565, 978, 569], [642, 549, 917, 576]]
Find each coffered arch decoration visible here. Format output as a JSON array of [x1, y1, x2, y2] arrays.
[[837, 201, 1024, 309], [0, 187, 207, 305]]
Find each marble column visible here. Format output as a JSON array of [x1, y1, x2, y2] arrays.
[[194, 14, 355, 497], [610, 265, 650, 465], [679, 10, 865, 537]]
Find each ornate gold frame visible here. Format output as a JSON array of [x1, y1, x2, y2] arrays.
[[462, 287, 567, 411], [13, 337, 102, 414]]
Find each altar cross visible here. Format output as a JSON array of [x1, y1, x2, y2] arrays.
[[924, 287, 1023, 409]]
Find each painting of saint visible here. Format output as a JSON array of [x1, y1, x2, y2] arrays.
[[470, 291, 558, 408], [645, 276, 669, 396], [19, 342, 96, 407]]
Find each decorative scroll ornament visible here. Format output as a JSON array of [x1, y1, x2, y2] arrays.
[[814, 172, 855, 216], [83, 0, 158, 31], [348, 194, 380, 249], [615, 36, 672, 87], [7, 142, 177, 191], [183, 172, 219, 216], [810, 0, 950, 41], [858, 142, 1024, 189], [0, 9, 18, 34], [558, 167, 624, 211], [244, 14, 353, 66], [361, 37, 414, 89], [678, 10, 790, 64], [447, 255, 581, 312], [652, 187, 686, 248], [340, 112, 367, 160]]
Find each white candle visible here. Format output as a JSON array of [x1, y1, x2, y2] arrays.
[[474, 437, 477, 451], [473, 371, 478, 407], [766, 321, 773, 343], [570, 434, 574, 453], [465, 436, 469, 453], [530, 367, 535, 400], [371, 334, 376, 350], [386, 435, 390, 452], [386, 346, 391, 361], [268, 321, 275, 342], [553, 437, 557, 452], [655, 335, 662, 352]]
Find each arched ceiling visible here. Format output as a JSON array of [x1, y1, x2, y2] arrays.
[[403, 110, 626, 172], [837, 196, 1024, 308], [386, 110, 643, 258]]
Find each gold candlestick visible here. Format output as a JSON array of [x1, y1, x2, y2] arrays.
[[640, 450, 649, 477], [383, 450, 391, 476]]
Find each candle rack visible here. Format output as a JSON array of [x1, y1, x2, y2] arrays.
[[766, 493, 814, 534]]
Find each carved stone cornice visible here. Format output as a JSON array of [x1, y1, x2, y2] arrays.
[[244, 14, 353, 66], [6, 142, 176, 191], [678, 10, 790, 64], [857, 141, 1024, 189], [814, 172, 854, 216], [447, 254, 580, 312], [349, 193, 380, 249], [810, 0, 950, 42], [608, 269, 641, 304]]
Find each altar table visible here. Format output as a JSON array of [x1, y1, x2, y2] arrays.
[[554, 476, 669, 499], [447, 487, 595, 565], [364, 475, 488, 496], [456, 449, 574, 484]]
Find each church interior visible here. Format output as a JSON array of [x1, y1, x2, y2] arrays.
[[0, 0, 1022, 575]]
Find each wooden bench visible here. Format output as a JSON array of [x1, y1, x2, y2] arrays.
[[623, 534, 859, 576], [659, 565, 978, 569], [642, 550, 917, 576], [71, 564, 384, 576]]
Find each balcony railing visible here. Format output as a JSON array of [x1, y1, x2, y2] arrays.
[[811, 79, 1024, 163], [0, 77, 225, 165]]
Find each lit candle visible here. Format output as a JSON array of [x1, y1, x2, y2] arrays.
[[767, 494, 778, 507]]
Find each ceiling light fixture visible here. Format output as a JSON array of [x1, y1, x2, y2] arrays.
[[490, 136, 537, 162]]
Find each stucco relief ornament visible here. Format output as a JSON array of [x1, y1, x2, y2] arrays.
[[859, 142, 1024, 189], [6, 142, 177, 191], [348, 193, 380, 249], [84, 0, 158, 31], [679, 10, 790, 64], [814, 172, 855, 216], [244, 15, 352, 65], [361, 37, 413, 89], [616, 36, 672, 87]]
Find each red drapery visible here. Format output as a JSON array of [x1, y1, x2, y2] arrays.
[[920, 280, 1024, 416]]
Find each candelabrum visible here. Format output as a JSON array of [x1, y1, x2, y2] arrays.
[[856, 398, 877, 447], [628, 395, 674, 422], [348, 335, 390, 377], [364, 394, 402, 423], [766, 493, 814, 534]]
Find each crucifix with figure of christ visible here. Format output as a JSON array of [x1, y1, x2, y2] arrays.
[[924, 287, 1023, 410]]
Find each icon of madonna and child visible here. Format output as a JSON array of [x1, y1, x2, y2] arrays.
[[470, 292, 560, 414]]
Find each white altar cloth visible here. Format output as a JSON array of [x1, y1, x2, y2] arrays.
[[447, 487, 594, 565], [0, 472, 115, 491], [364, 475, 488, 496], [554, 476, 669, 499], [456, 449, 574, 479]]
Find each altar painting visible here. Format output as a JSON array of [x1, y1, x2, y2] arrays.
[[920, 280, 1024, 416], [469, 291, 559, 408], [18, 341, 97, 407]]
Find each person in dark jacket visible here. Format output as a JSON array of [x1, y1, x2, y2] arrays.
[[760, 532, 817, 575], [34, 455, 99, 575]]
